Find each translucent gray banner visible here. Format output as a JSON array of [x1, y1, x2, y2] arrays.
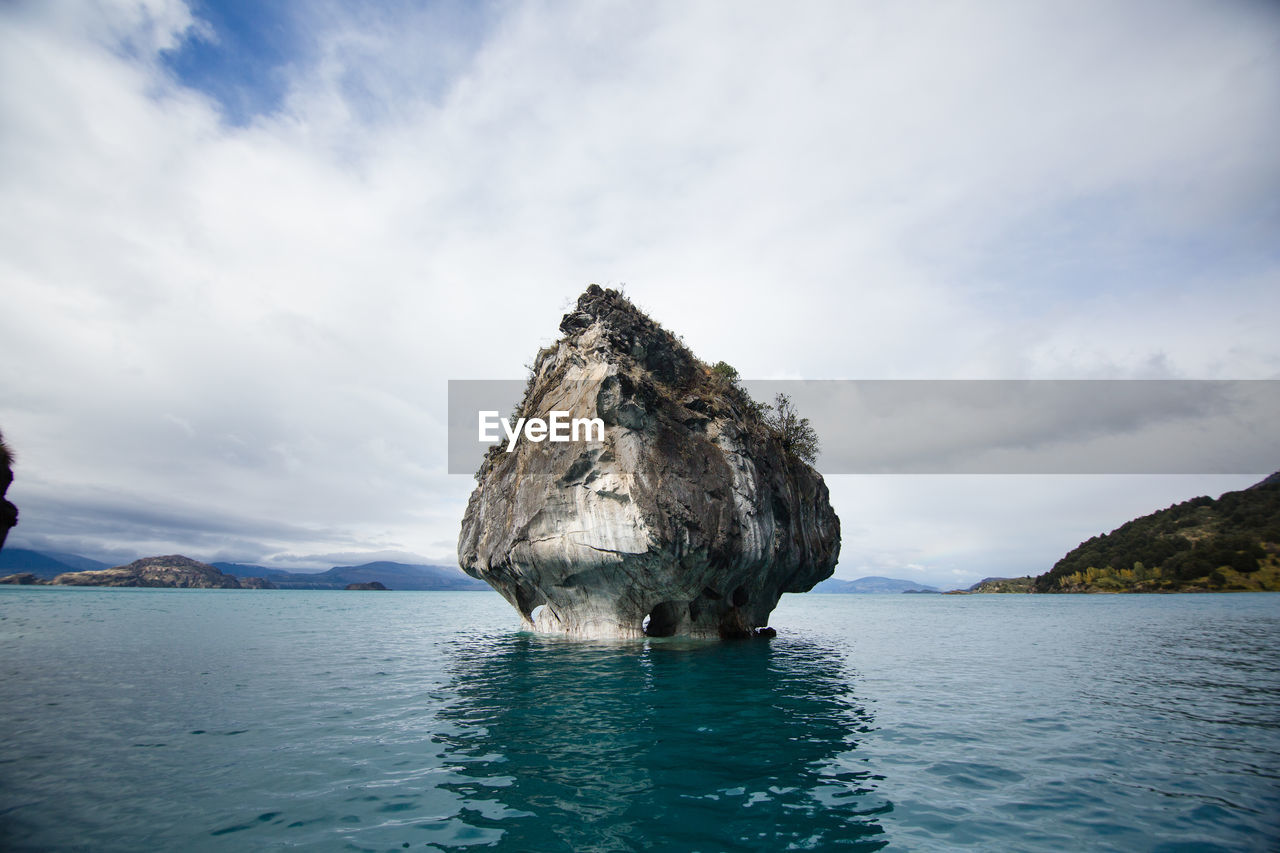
[[448, 379, 1280, 475]]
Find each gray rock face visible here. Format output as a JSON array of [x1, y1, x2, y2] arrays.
[[458, 286, 840, 638]]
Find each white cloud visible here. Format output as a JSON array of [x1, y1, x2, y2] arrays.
[[825, 474, 1262, 588], [0, 0, 1276, 579]]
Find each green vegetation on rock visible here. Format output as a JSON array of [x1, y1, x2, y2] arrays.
[[1034, 475, 1280, 593], [766, 393, 820, 466]]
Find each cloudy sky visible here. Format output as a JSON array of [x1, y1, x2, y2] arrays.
[[1, 0, 1277, 587]]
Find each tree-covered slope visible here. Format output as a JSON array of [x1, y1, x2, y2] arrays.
[[1034, 475, 1280, 593]]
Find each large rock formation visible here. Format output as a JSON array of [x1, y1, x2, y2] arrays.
[[49, 555, 275, 589], [458, 285, 840, 638], [0, 430, 17, 553]]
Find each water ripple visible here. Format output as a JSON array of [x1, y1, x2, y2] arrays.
[[1, 588, 1278, 850]]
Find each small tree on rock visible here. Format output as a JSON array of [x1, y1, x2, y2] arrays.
[[710, 361, 740, 385], [767, 393, 819, 465]]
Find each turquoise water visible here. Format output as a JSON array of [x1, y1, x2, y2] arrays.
[[1, 589, 1277, 851]]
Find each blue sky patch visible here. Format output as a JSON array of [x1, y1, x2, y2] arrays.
[[159, 1, 496, 126], [161, 0, 308, 125]]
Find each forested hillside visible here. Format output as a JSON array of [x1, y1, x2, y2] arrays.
[[1034, 476, 1280, 593]]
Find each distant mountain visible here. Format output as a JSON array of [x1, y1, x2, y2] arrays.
[[0, 549, 115, 575], [812, 576, 940, 594], [0, 548, 488, 592], [213, 560, 487, 591], [0, 548, 84, 579], [212, 563, 314, 581], [42, 548, 111, 568], [323, 561, 487, 591], [1034, 472, 1280, 593]]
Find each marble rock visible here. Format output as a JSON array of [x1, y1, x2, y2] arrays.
[[458, 285, 840, 638]]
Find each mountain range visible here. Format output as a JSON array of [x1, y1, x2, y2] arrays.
[[0, 548, 486, 591], [811, 576, 940, 594], [210, 560, 487, 590]]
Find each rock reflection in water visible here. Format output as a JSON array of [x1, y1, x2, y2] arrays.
[[432, 634, 890, 851]]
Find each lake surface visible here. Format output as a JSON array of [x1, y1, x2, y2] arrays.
[[1, 588, 1277, 851]]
